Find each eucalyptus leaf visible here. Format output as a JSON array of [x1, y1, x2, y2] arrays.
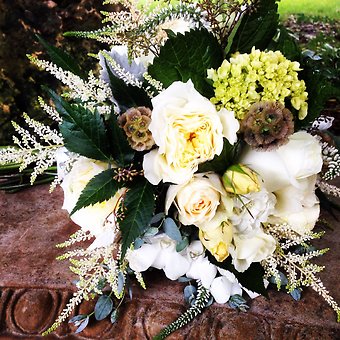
[[69, 314, 88, 324], [163, 218, 182, 243], [176, 236, 189, 252], [74, 316, 89, 334], [110, 309, 119, 324], [94, 295, 113, 321], [149, 212, 165, 225], [184, 285, 197, 305], [117, 272, 125, 296], [70, 168, 120, 215], [134, 237, 144, 249], [144, 227, 159, 237], [290, 288, 302, 301]]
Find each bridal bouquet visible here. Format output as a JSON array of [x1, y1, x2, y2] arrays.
[[1, 0, 340, 338]]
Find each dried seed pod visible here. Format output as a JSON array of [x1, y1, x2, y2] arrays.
[[118, 106, 155, 151], [241, 101, 294, 151]]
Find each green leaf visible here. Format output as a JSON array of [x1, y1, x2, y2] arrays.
[[120, 179, 155, 257], [105, 61, 151, 111], [35, 34, 85, 79], [297, 59, 340, 128], [228, 0, 279, 55], [176, 236, 189, 252], [94, 295, 113, 321], [48, 89, 111, 161], [71, 168, 120, 215], [148, 29, 223, 97], [110, 309, 119, 324], [163, 217, 182, 243], [106, 112, 134, 167], [74, 316, 89, 334]]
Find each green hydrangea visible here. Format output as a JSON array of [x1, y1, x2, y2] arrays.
[[207, 48, 308, 121]]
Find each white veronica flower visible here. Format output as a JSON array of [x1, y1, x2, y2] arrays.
[[127, 234, 190, 280]]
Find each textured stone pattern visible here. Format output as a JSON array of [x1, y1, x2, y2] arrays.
[[0, 185, 339, 339]]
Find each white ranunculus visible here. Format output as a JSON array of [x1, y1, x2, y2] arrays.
[[127, 234, 191, 280], [210, 268, 242, 304], [240, 131, 322, 192], [269, 175, 320, 235], [165, 172, 231, 226], [143, 80, 239, 185], [60, 156, 125, 242], [230, 188, 276, 235], [229, 230, 276, 272]]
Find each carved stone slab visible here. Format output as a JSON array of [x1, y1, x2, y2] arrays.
[[0, 185, 339, 339]]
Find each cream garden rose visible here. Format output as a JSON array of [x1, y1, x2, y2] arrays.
[[60, 156, 126, 247], [165, 172, 232, 226], [143, 80, 239, 185]]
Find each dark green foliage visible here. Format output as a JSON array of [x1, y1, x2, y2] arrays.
[[106, 113, 135, 167], [70, 169, 120, 215], [228, 0, 279, 55], [105, 61, 151, 112], [119, 179, 155, 257], [148, 29, 223, 97], [48, 89, 111, 161], [35, 34, 85, 79]]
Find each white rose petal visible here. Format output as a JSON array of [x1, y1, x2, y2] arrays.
[[230, 231, 276, 272], [165, 172, 228, 226]]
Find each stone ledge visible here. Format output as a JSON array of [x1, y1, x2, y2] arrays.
[[0, 185, 339, 339]]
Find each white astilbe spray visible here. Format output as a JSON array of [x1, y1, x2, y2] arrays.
[[38, 96, 62, 123], [43, 231, 127, 335], [28, 55, 113, 114], [101, 50, 143, 87], [262, 223, 340, 321], [0, 113, 63, 185], [317, 180, 340, 198]]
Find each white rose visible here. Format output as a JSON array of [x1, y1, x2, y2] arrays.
[[60, 156, 126, 242], [269, 175, 320, 235], [165, 172, 232, 226], [229, 230, 276, 272], [240, 131, 322, 192], [143, 80, 239, 185]]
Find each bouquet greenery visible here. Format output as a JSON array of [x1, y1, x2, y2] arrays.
[[1, 0, 340, 338]]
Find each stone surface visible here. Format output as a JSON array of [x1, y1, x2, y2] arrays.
[[0, 184, 339, 339]]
